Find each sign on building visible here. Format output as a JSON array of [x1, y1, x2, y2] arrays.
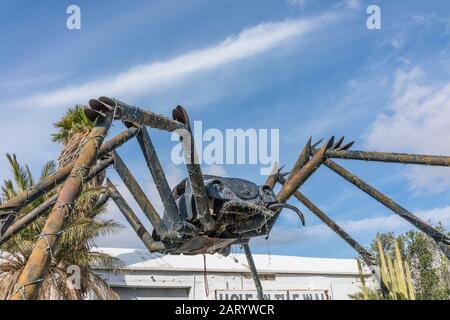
[[215, 290, 331, 300]]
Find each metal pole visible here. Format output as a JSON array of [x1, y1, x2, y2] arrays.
[[173, 105, 215, 231], [0, 194, 57, 245], [112, 151, 175, 240], [277, 137, 334, 203], [257, 139, 330, 237], [283, 138, 312, 187], [96, 98, 214, 231], [277, 176, 374, 266], [106, 179, 167, 252], [265, 166, 280, 189], [0, 157, 114, 245], [136, 127, 196, 235], [10, 109, 114, 300], [242, 243, 264, 300], [0, 127, 138, 233], [325, 149, 450, 167], [93, 97, 186, 132], [276, 175, 388, 296], [323, 158, 450, 259]]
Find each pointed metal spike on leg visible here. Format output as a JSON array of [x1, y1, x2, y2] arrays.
[[338, 141, 355, 151], [277, 136, 334, 203], [311, 138, 324, 149], [242, 243, 264, 300], [332, 136, 345, 150]]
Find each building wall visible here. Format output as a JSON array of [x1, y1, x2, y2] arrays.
[[94, 268, 373, 300]]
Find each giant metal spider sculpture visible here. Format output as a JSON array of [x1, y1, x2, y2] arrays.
[[0, 96, 449, 300]]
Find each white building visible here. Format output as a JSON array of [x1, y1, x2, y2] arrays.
[[93, 248, 375, 300]]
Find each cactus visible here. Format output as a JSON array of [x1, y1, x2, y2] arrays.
[[376, 236, 415, 300], [353, 236, 415, 300]]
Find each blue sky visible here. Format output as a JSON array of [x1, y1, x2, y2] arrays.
[[1, 0, 450, 259]]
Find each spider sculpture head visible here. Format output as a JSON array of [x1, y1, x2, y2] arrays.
[[151, 174, 304, 255]]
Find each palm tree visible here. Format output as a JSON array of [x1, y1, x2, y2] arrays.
[[0, 153, 121, 299], [1, 106, 122, 300], [52, 105, 105, 216], [52, 105, 94, 168]]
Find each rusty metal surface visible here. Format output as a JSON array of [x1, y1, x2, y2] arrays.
[[326, 149, 450, 167], [4, 91, 450, 298], [242, 243, 264, 300], [264, 172, 279, 189], [93, 97, 186, 132], [10, 110, 114, 300], [173, 105, 215, 232], [284, 137, 312, 187], [174, 236, 236, 254], [106, 179, 166, 253], [243, 139, 333, 239], [223, 201, 277, 234], [277, 176, 374, 266], [136, 128, 183, 229], [112, 151, 175, 240], [0, 194, 58, 246], [323, 158, 450, 259], [0, 156, 115, 245], [277, 137, 334, 203], [0, 127, 138, 234]]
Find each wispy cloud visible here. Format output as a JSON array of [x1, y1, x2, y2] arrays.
[[364, 66, 450, 192], [6, 14, 335, 110], [345, 0, 361, 10]]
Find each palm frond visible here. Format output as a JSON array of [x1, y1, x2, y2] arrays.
[[1, 179, 16, 200], [40, 160, 57, 181], [6, 153, 32, 192], [25, 165, 34, 187], [52, 105, 93, 144], [0, 143, 120, 300]]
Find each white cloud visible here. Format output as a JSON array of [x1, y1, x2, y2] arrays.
[[345, 0, 361, 10], [202, 165, 228, 177], [364, 66, 450, 192], [287, 0, 307, 6], [6, 15, 334, 110]]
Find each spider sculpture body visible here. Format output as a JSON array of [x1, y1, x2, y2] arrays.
[[1, 96, 449, 300]]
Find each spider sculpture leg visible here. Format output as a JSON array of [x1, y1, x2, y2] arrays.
[[242, 242, 264, 300], [319, 155, 450, 260], [136, 126, 197, 236], [112, 150, 180, 241], [276, 174, 389, 296], [172, 105, 216, 232], [107, 179, 168, 253]]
